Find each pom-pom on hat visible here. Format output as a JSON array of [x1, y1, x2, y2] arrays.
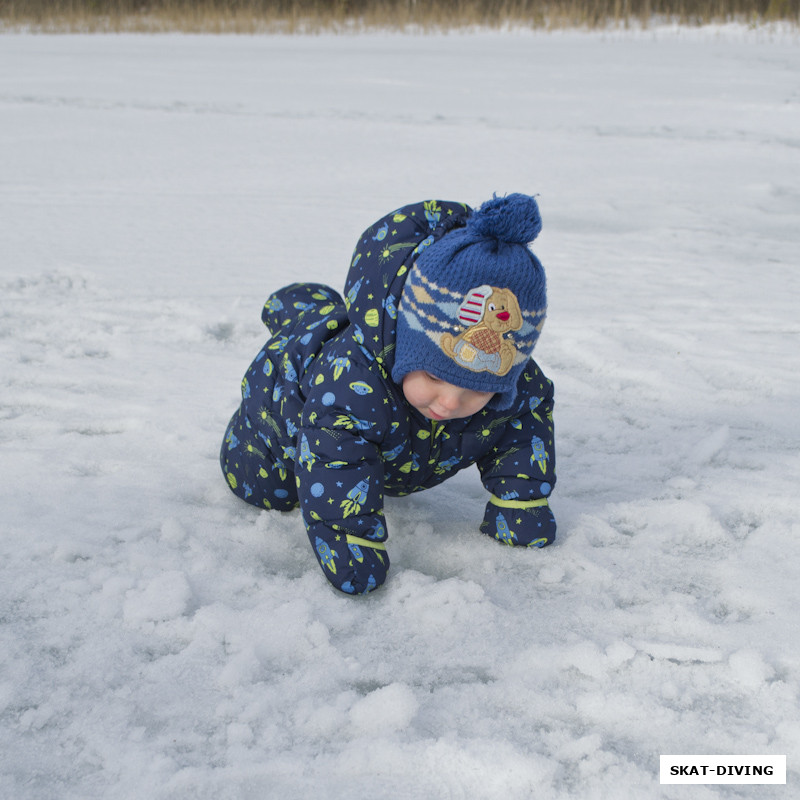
[[392, 193, 547, 411]]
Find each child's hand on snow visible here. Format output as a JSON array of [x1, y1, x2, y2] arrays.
[[480, 498, 556, 548]]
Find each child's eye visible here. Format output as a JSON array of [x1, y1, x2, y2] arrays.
[[425, 372, 441, 382]]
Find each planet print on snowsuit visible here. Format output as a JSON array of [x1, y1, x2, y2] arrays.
[[220, 198, 557, 595]]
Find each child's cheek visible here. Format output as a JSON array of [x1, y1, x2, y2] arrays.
[[405, 387, 426, 412], [401, 376, 423, 409]]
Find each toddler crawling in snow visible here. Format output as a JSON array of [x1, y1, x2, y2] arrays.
[[220, 193, 557, 594]]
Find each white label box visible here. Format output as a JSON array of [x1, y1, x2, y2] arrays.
[[660, 755, 786, 784]]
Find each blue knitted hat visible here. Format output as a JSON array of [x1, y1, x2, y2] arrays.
[[391, 193, 547, 411]]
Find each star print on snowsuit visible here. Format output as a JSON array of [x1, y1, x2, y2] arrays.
[[220, 200, 557, 594]]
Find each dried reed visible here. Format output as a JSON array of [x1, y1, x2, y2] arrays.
[[1, 0, 797, 32]]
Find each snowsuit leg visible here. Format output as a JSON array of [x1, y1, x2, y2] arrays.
[[220, 406, 298, 511], [220, 282, 347, 516]]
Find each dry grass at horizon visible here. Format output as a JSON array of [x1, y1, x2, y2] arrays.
[[1, 0, 798, 32]]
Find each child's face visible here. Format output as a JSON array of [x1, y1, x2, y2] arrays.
[[401, 371, 494, 421]]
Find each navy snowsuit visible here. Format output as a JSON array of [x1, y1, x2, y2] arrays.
[[221, 200, 556, 594]]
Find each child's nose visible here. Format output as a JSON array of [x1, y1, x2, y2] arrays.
[[440, 390, 461, 410]]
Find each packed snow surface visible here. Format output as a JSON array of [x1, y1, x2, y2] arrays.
[[1, 26, 799, 799]]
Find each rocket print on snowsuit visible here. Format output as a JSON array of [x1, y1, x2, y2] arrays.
[[221, 200, 556, 595]]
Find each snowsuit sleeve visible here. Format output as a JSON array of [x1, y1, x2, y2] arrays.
[[295, 356, 390, 595], [476, 361, 557, 547]]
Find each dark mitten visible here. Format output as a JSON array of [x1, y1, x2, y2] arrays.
[[480, 498, 556, 548]]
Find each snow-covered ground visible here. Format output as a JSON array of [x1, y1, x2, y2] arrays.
[[1, 26, 799, 799]]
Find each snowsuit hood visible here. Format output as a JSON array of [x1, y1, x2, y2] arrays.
[[341, 200, 472, 373]]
